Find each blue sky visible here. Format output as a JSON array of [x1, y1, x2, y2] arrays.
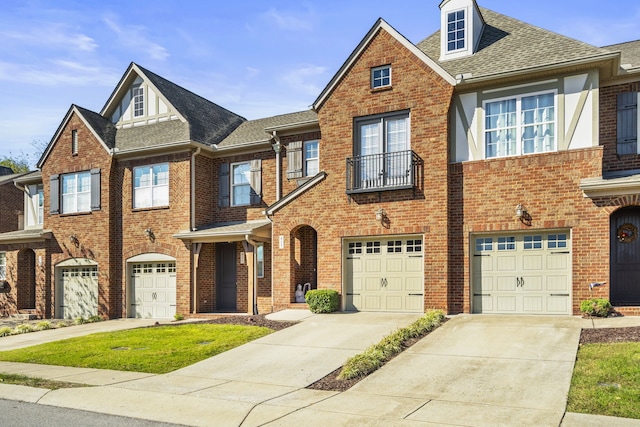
[[1, 0, 639, 165]]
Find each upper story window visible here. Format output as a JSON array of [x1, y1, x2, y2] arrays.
[[26, 184, 44, 227], [447, 10, 465, 52], [617, 91, 638, 155], [0, 252, 6, 281], [133, 163, 169, 209], [62, 172, 91, 214], [371, 65, 391, 89], [133, 86, 144, 117], [219, 160, 262, 207], [304, 141, 319, 176], [347, 111, 417, 193], [71, 130, 78, 155], [484, 91, 556, 159]]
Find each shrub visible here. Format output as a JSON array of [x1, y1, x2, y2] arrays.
[[580, 298, 612, 317], [174, 313, 185, 321], [14, 324, 35, 334], [304, 289, 340, 313], [0, 327, 12, 337], [74, 317, 88, 325], [87, 315, 103, 323], [36, 321, 52, 330]]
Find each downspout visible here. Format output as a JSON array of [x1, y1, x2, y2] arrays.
[[191, 147, 201, 315], [245, 235, 259, 315], [272, 131, 282, 201]]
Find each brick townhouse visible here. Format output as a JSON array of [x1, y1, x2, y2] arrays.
[[1, 0, 640, 319]]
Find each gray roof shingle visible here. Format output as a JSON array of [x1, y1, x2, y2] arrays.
[[604, 40, 640, 71], [75, 105, 117, 149], [417, 8, 613, 80], [217, 110, 318, 148]]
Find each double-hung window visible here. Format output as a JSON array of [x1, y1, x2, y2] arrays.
[[133, 163, 169, 209], [219, 160, 262, 207], [352, 112, 411, 190], [133, 86, 144, 117], [0, 252, 6, 281], [484, 92, 555, 158], [231, 162, 251, 206], [62, 172, 91, 214], [304, 141, 319, 176]]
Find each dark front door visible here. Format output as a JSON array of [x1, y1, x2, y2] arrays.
[[611, 207, 640, 305], [216, 243, 237, 311]]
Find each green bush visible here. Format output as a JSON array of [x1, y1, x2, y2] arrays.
[[14, 324, 35, 334], [0, 327, 12, 337], [87, 315, 103, 323], [36, 321, 52, 330], [580, 298, 612, 317], [74, 317, 88, 325], [174, 313, 185, 321], [305, 289, 340, 313]]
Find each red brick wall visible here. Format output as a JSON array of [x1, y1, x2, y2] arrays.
[[271, 29, 454, 312], [451, 147, 607, 315], [0, 182, 23, 233], [601, 81, 640, 173], [41, 112, 116, 319]]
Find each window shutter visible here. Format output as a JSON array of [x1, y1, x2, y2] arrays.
[[90, 169, 101, 211], [286, 141, 303, 179], [617, 92, 638, 155], [49, 174, 59, 215], [249, 159, 262, 205], [219, 162, 230, 207]]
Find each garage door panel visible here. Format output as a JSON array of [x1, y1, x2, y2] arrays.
[[406, 277, 423, 292], [386, 258, 403, 272], [405, 257, 423, 272], [473, 232, 571, 315], [386, 276, 402, 291], [385, 296, 403, 310], [365, 259, 382, 272], [363, 295, 382, 310], [405, 296, 423, 311]]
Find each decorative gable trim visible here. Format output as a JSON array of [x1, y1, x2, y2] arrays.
[[37, 105, 113, 168], [312, 19, 456, 111]]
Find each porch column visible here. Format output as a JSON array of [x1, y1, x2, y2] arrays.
[[243, 240, 255, 315]]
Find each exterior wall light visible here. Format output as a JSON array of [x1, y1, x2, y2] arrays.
[[515, 204, 532, 226], [69, 234, 79, 247], [376, 208, 387, 224], [145, 228, 155, 242], [515, 204, 525, 218]]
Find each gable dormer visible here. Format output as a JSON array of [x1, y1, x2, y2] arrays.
[[439, 0, 485, 61]]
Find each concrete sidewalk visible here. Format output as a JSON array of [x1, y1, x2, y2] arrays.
[[0, 312, 639, 426]]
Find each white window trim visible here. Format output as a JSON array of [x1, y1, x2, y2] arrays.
[[231, 161, 251, 207], [133, 163, 169, 209], [61, 172, 91, 214], [256, 243, 264, 278], [0, 252, 6, 281], [371, 65, 391, 89], [25, 184, 44, 228], [446, 9, 466, 53], [133, 86, 144, 117], [483, 90, 557, 159], [303, 140, 319, 177]]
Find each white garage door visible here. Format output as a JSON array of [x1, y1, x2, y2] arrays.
[[59, 266, 98, 319], [345, 236, 424, 312], [131, 262, 176, 319], [472, 232, 571, 315]]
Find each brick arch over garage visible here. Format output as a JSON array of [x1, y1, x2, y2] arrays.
[[123, 242, 183, 261]]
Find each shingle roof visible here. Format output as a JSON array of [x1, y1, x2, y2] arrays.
[[217, 110, 318, 148], [0, 171, 28, 186], [75, 105, 116, 149], [135, 64, 246, 147], [604, 40, 640, 71], [417, 8, 613, 80]]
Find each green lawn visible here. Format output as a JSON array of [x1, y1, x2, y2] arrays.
[[0, 324, 273, 374], [567, 342, 640, 419]]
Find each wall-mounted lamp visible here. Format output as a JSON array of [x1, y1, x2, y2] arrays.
[[376, 208, 388, 226], [145, 228, 155, 242], [515, 204, 532, 226], [272, 140, 282, 154], [69, 234, 79, 247]]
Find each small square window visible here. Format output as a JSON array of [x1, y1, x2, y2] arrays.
[[387, 240, 402, 253], [371, 66, 391, 89], [548, 234, 568, 249], [406, 239, 423, 253], [476, 238, 493, 252], [366, 241, 381, 254], [524, 235, 542, 250], [348, 242, 363, 255], [498, 237, 516, 251]]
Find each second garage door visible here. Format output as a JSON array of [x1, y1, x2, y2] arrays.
[[345, 236, 424, 312], [130, 261, 177, 319], [59, 266, 98, 319], [472, 231, 572, 315]]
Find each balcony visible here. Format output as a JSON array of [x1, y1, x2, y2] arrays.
[[346, 150, 423, 194]]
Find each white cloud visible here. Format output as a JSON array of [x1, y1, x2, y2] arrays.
[[261, 7, 315, 31], [0, 60, 119, 87], [103, 14, 169, 61], [0, 25, 97, 52], [280, 64, 327, 96]]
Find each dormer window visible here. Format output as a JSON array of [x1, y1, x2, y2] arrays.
[[133, 86, 144, 117], [371, 65, 391, 89], [447, 10, 465, 52]]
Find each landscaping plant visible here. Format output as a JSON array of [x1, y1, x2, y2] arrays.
[[580, 298, 612, 317], [305, 289, 340, 313]]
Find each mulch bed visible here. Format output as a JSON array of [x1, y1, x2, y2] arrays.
[[579, 326, 640, 344]]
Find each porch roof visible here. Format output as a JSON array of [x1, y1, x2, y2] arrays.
[[580, 170, 640, 198], [0, 228, 52, 244], [173, 219, 271, 243]]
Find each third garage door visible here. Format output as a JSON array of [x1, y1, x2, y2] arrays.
[[345, 236, 424, 312], [472, 232, 571, 315]]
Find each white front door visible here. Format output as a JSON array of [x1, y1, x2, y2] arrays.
[[345, 236, 424, 312], [130, 262, 176, 319], [60, 266, 98, 319], [472, 232, 571, 314]]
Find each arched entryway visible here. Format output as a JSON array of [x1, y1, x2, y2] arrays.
[[17, 249, 36, 310], [611, 207, 640, 305], [290, 225, 317, 301]]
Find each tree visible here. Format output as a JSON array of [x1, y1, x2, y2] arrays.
[[0, 153, 31, 173]]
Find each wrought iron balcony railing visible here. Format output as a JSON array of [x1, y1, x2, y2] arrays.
[[346, 150, 422, 194]]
